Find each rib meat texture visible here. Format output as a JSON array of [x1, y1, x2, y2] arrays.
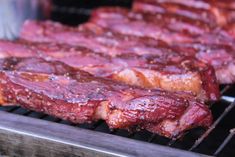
[[19, 20, 235, 84], [20, 20, 169, 57], [0, 40, 220, 101], [90, 7, 235, 47], [0, 57, 213, 139], [91, 7, 213, 36], [132, 0, 235, 27], [89, 7, 235, 84], [132, 1, 235, 45]]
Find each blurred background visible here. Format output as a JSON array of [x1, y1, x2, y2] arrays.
[[0, 0, 132, 39]]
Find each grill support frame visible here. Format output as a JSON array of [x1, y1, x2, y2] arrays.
[[0, 111, 210, 157]]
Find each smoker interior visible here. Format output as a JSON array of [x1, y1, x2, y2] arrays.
[[0, 0, 235, 157]]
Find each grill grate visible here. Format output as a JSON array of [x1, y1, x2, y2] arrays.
[[0, 1, 235, 156]]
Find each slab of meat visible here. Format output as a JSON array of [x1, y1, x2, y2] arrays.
[[89, 7, 235, 47], [171, 43, 235, 84], [89, 7, 235, 84], [91, 7, 212, 36], [19, 20, 235, 84], [0, 40, 220, 101], [132, 0, 235, 26], [20, 20, 170, 57], [0, 57, 212, 138], [20, 18, 193, 46], [89, 9, 193, 44], [132, 1, 235, 43]]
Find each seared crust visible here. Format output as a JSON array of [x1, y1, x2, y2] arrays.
[[133, 0, 234, 26], [89, 7, 235, 84], [18, 21, 219, 100], [90, 7, 235, 46], [0, 57, 212, 138], [0, 40, 220, 101]]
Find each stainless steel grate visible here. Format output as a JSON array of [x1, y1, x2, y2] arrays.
[[0, 1, 234, 156]]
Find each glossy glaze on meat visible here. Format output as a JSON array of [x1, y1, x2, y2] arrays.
[[0, 40, 220, 101], [171, 43, 235, 84], [20, 20, 170, 57], [89, 7, 235, 84], [133, 0, 235, 26], [20, 20, 235, 84], [90, 7, 235, 46], [0, 57, 212, 139], [90, 9, 193, 44], [91, 7, 212, 36], [132, 1, 235, 45]]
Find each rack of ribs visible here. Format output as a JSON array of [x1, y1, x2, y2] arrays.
[[171, 43, 235, 84], [89, 7, 235, 46], [19, 20, 235, 84], [89, 9, 194, 44], [0, 57, 213, 139], [132, 0, 235, 27], [132, 1, 235, 46], [89, 7, 235, 84], [0, 40, 220, 101], [91, 7, 213, 36], [20, 20, 171, 56]]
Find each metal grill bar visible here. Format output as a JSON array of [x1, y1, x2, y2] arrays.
[[52, 6, 91, 16], [0, 110, 210, 157], [7, 106, 20, 112], [189, 100, 235, 151], [220, 85, 231, 94], [51, 0, 132, 16], [167, 139, 176, 146], [127, 132, 135, 138], [91, 121, 105, 130], [23, 111, 32, 116], [39, 114, 49, 119], [213, 128, 235, 156], [167, 85, 233, 149], [148, 134, 156, 142]]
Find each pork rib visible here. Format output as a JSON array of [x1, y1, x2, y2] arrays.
[[171, 43, 235, 84], [89, 9, 193, 44], [0, 40, 220, 101], [19, 20, 235, 84], [91, 7, 212, 36], [89, 7, 235, 47], [20, 20, 170, 57], [132, 0, 234, 26], [0, 57, 212, 139], [89, 8, 235, 84]]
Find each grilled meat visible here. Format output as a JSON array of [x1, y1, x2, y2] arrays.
[[20, 20, 170, 56], [90, 7, 235, 46], [91, 7, 212, 36], [90, 9, 193, 44], [132, 1, 235, 45], [224, 23, 235, 39], [19, 20, 235, 84], [0, 57, 212, 139], [89, 7, 235, 84], [132, 0, 234, 26], [171, 43, 235, 84], [0, 40, 220, 101]]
